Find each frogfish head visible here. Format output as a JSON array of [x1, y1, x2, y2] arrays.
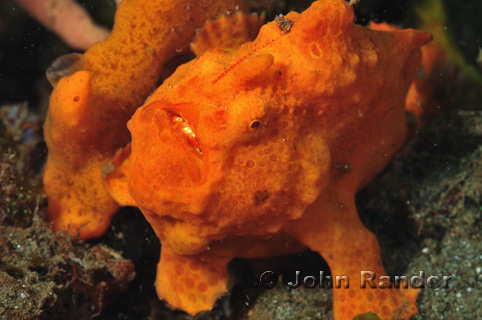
[[104, 62, 331, 243]]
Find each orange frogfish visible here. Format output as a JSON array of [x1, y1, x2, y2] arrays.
[[101, 0, 431, 318]]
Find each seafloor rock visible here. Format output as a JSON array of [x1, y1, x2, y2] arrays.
[[0, 103, 136, 319]]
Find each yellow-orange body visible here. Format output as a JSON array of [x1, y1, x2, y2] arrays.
[[104, 1, 431, 318]]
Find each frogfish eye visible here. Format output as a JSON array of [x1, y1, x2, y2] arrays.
[[249, 119, 262, 131]]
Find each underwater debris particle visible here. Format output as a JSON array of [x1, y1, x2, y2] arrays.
[[275, 14, 293, 34]]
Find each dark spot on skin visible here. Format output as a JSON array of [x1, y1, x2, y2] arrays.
[[253, 190, 270, 206], [275, 15, 293, 34]]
